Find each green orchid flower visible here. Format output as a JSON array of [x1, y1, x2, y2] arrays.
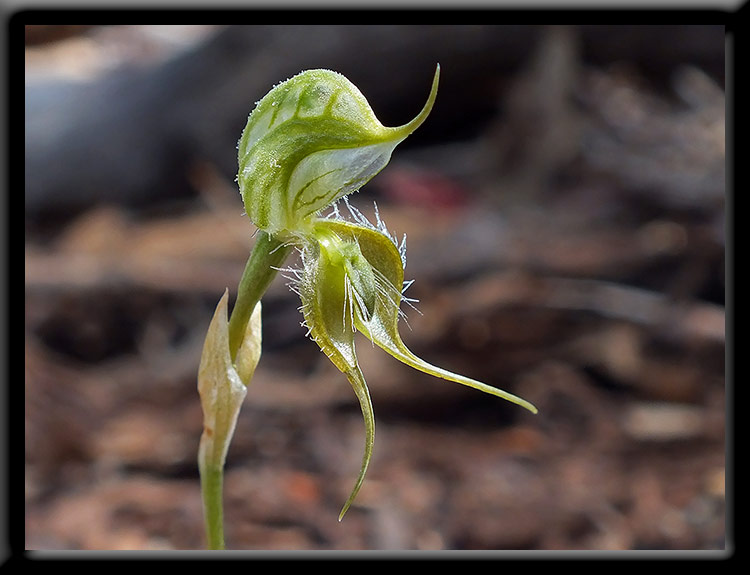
[[198, 64, 537, 548], [296, 206, 537, 519]]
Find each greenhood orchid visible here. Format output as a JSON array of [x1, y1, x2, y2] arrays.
[[198, 65, 537, 547]]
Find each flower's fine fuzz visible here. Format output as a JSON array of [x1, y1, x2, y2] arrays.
[[228, 64, 537, 521]]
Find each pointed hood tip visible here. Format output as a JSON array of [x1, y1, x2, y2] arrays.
[[394, 65, 440, 137]]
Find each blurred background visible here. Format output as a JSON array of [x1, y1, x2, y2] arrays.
[[24, 24, 726, 551]]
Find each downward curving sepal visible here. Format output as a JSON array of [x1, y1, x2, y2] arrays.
[[338, 365, 375, 522], [238, 66, 440, 235], [297, 225, 376, 520]]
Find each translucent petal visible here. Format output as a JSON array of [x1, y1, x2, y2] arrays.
[[238, 66, 440, 234], [198, 290, 260, 470]]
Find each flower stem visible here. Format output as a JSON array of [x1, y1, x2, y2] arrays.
[[228, 231, 292, 361], [199, 231, 292, 550], [199, 461, 226, 550]]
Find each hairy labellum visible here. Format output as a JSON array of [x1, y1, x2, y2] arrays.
[[297, 216, 537, 519]]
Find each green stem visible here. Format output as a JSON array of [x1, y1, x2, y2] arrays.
[[199, 462, 226, 550], [228, 231, 293, 360], [200, 231, 292, 550]]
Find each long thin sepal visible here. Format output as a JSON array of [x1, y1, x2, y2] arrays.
[[362, 320, 537, 414], [338, 364, 375, 521]]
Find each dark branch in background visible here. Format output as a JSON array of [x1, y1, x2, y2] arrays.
[[24, 24, 94, 45], [25, 25, 724, 223]]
